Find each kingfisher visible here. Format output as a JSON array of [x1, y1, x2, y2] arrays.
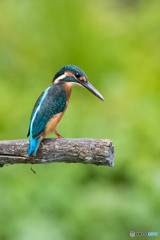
[[27, 65, 105, 156]]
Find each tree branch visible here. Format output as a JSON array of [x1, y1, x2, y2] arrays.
[[0, 138, 114, 168]]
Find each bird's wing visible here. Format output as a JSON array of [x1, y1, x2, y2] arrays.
[[29, 85, 67, 139], [27, 91, 44, 137]]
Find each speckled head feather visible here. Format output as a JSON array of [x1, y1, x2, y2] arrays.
[[52, 65, 88, 83]]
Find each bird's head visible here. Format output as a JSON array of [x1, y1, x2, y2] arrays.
[[52, 65, 105, 101]]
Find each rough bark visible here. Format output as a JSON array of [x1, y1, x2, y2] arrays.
[[0, 138, 115, 168]]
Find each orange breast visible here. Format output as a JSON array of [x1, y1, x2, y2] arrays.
[[44, 112, 64, 137], [43, 83, 72, 139], [64, 82, 72, 101]]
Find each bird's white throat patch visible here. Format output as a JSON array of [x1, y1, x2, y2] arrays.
[[54, 73, 67, 84], [54, 72, 81, 87], [67, 82, 81, 87]]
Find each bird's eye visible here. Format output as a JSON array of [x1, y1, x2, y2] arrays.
[[75, 72, 81, 79]]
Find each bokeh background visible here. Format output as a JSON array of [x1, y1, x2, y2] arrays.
[[0, 0, 160, 239]]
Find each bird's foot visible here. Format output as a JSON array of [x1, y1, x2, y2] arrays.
[[55, 131, 64, 139], [56, 135, 64, 139]]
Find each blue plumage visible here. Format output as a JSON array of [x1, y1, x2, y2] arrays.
[[27, 83, 67, 156], [52, 65, 88, 83], [28, 137, 40, 156], [27, 65, 104, 156]]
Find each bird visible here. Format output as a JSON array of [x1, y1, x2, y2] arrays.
[[27, 65, 105, 156]]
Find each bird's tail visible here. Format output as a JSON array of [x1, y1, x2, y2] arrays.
[[28, 137, 41, 156]]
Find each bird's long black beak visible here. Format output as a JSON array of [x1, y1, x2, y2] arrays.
[[81, 81, 105, 101]]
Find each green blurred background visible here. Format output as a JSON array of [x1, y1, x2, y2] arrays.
[[0, 0, 160, 239]]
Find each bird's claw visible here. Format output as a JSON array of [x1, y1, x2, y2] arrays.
[[56, 135, 64, 139]]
